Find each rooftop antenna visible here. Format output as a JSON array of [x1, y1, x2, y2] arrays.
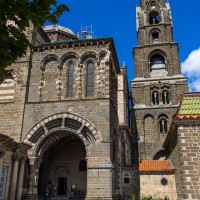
[[81, 24, 94, 39]]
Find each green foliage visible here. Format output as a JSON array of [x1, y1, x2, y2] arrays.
[[0, 0, 69, 80], [132, 193, 136, 200], [141, 194, 169, 200]]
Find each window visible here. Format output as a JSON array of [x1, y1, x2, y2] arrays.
[[152, 90, 159, 105], [67, 62, 74, 97], [149, 11, 160, 25], [86, 62, 94, 96], [162, 90, 170, 105], [123, 173, 130, 184], [152, 32, 159, 43], [159, 115, 168, 133], [79, 160, 87, 171], [150, 54, 165, 72]]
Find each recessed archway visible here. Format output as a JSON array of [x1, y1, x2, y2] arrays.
[[37, 132, 87, 199]]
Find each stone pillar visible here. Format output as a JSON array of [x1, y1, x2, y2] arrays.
[[16, 157, 26, 200], [28, 164, 35, 194], [10, 151, 21, 200], [26, 157, 38, 199]]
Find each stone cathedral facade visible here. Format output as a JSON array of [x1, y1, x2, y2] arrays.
[[0, 0, 200, 200]]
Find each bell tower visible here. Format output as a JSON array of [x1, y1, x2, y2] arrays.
[[131, 0, 188, 162]]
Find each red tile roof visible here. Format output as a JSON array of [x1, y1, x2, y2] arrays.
[[139, 160, 173, 173]]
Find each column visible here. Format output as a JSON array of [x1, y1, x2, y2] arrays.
[[10, 151, 21, 200], [27, 157, 38, 199], [16, 157, 26, 200]]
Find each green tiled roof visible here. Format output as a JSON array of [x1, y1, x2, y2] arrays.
[[175, 93, 200, 121]]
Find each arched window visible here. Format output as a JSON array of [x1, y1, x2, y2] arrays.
[[162, 90, 170, 105], [152, 32, 159, 43], [159, 115, 168, 133], [86, 62, 94, 96], [79, 160, 87, 171], [150, 54, 166, 72], [149, 11, 160, 25], [152, 90, 159, 105], [67, 62, 74, 97]]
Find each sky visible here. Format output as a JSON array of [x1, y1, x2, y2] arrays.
[[55, 0, 200, 91]]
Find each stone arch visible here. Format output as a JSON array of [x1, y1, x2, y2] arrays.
[[60, 51, 80, 66], [148, 50, 168, 76], [40, 54, 59, 70], [158, 113, 168, 133], [143, 114, 154, 120], [158, 113, 168, 120], [80, 51, 98, 65], [149, 28, 161, 43], [23, 112, 102, 157], [98, 50, 110, 62], [151, 148, 166, 160], [148, 50, 167, 65]]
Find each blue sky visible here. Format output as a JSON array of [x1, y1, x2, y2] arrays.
[[56, 0, 200, 91]]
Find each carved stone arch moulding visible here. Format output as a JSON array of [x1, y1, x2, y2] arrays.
[[40, 54, 59, 71], [158, 113, 168, 120], [151, 148, 166, 160], [59, 51, 80, 68], [148, 49, 167, 61], [144, 0, 162, 11], [80, 51, 98, 65], [23, 112, 102, 157], [98, 49, 110, 62], [143, 114, 154, 120]]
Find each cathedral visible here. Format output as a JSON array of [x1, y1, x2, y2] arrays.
[[0, 0, 200, 200]]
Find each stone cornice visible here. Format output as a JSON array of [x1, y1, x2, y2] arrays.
[[33, 37, 114, 49], [33, 37, 120, 72], [131, 75, 187, 83], [131, 104, 178, 110], [133, 42, 178, 50]]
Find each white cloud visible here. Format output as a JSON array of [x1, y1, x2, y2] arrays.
[[181, 48, 200, 92], [189, 79, 200, 92]]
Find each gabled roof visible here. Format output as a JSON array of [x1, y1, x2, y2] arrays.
[[175, 92, 200, 121], [139, 160, 173, 173]]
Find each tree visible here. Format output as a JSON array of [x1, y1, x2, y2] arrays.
[[0, 0, 69, 81]]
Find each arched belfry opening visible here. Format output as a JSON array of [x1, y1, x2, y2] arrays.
[[150, 54, 166, 72], [149, 11, 160, 25], [37, 131, 87, 199]]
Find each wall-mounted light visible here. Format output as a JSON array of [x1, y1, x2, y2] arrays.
[[161, 174, 168, 186]]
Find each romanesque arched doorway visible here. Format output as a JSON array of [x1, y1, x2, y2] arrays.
[[23, 113, 101, 199], [37, 131, 87, 199]]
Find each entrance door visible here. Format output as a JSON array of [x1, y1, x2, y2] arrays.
[[57, 177, 67, 195]]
